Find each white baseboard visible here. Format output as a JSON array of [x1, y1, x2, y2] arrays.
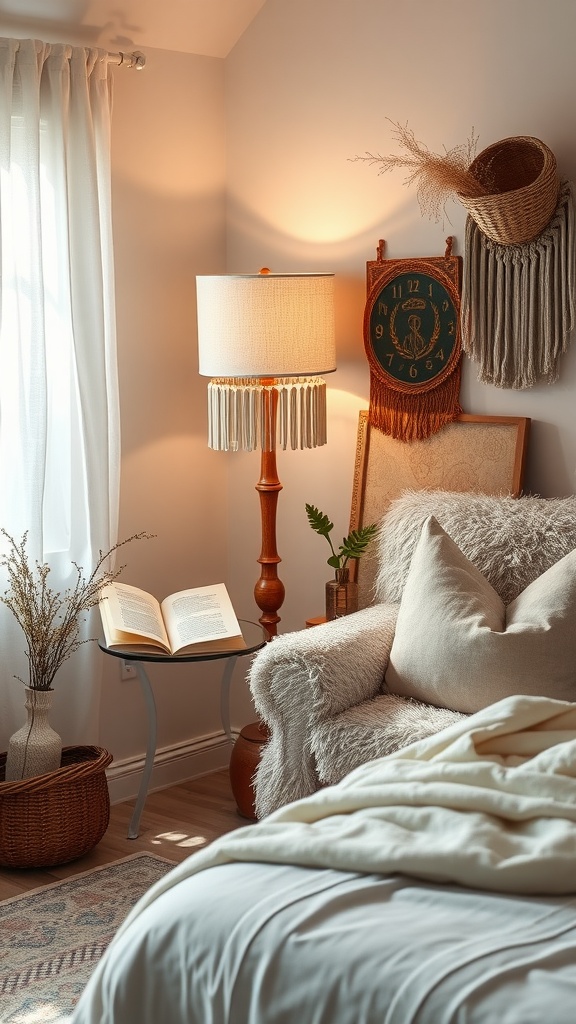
[[106, 729, 238, 805]]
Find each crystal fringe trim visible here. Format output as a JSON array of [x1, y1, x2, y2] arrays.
[[207, 378, 328, 451]]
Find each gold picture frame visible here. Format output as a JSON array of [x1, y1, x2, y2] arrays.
[[349, 412, 530, 609]]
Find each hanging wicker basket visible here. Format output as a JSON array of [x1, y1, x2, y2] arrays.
[[457, 136, 560, 244], [0, 745, 112, 869]]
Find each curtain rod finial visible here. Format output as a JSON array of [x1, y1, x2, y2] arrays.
[[118, 50, 146, 70]]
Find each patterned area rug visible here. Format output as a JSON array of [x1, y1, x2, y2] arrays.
[[0, 852, 176, 1023]]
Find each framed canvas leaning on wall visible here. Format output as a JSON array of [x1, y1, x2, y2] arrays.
[[349, 412, 530, 609]]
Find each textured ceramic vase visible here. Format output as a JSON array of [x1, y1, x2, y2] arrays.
[[325, 567, 359, 621], [5, 687, 62, 781]]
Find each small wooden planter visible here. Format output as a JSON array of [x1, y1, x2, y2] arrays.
[[0, 745, 112, 869], [229, 722, 267, 820]]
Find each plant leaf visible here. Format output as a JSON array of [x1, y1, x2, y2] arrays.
[[305, 503, 333, 538], [338, 523, 379, 561]]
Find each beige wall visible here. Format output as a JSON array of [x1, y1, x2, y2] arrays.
[[224, 0, 576, 637]]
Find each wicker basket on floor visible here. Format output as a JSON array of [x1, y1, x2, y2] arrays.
[[457, 136, 560, 244], [0, 745, 112, 869]]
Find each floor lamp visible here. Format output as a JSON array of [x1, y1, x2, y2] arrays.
[[195, 271, 336, 638]]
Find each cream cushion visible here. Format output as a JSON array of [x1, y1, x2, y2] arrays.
[[384, 516, 576, 714]]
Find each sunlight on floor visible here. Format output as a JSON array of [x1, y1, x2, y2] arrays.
[[151, 830, 207, 849], [16, 1003, 71, 1023]]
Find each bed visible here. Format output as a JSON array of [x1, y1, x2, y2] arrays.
[[72, 694, 576, 1024]]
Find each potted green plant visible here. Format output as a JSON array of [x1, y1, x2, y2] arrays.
[[0, 529, 151, 781], [305, 504, 378, 620]]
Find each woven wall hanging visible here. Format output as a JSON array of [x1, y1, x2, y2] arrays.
[[363, 239, 462, 442], [461, 177, 576, 388]]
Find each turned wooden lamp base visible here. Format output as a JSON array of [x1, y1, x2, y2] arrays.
[[228, 438, 282, 819]]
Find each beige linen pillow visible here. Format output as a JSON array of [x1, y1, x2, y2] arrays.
[[384, 516, 576, 714]]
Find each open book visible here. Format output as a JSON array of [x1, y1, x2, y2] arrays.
[[99, 581, 246, 656]]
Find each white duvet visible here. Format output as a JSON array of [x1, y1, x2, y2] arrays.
[[126, 693, 576, 904], [72, 695, 576, 1023]]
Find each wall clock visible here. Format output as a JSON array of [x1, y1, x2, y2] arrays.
[[363, 238, 463, 441]]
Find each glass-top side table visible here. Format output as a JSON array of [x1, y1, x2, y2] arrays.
[[99, 619, 268, 838]]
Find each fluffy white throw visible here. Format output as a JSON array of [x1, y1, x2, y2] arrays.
[[118, 696, 576, 945]]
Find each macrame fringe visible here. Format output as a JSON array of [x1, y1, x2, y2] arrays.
[[368, 369, 462, 442], [461, 179, 576, 388], [207, 377, 327, 451]]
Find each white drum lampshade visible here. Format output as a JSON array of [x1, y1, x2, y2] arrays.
[[196, 272, 336, 451]]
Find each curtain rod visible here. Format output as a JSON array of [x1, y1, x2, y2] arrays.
[[5, 41, 146, 69], [107, 50, 146, 70]]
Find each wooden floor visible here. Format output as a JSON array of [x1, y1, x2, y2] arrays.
[[0, 768, 247, 901]]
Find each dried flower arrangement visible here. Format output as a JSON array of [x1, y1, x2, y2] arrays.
[[0, 529, 152, 692], [350, 119, 489, 223]]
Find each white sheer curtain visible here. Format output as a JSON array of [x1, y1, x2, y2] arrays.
[[0, 38, 120, 748]]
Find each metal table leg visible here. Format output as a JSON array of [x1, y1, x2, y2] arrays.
[[220, 656, 238, 743], [127, 662, 157, 839], [128, 655, 237, 838]]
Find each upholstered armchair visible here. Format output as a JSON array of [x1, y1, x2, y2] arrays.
[[248, 490, 576, 819]]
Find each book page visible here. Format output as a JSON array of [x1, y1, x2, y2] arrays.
[[100, 582, 171, 650], [161, 583, 242, 654]]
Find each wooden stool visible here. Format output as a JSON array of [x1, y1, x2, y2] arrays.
[[229, 720, 268, 820]]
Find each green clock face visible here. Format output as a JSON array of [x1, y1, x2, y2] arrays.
[[365, 270, 459, 392]]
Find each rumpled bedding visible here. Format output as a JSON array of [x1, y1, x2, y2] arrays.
[[129, 694, 576, 905], [72, 695, 576, 1024]]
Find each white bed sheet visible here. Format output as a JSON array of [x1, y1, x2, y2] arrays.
[[74, 697, 576, 1023], [75, 860, 576, 1024]]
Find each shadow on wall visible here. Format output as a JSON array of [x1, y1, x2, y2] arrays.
[[225, 191, 421, 270], [224, 192, 468, 364], [0, 2, 141, 51], [112, 179, 225, 455], [525, 419, 576, 499]]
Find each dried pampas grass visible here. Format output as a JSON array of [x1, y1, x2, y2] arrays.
[[351, 120, 489, 223]]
